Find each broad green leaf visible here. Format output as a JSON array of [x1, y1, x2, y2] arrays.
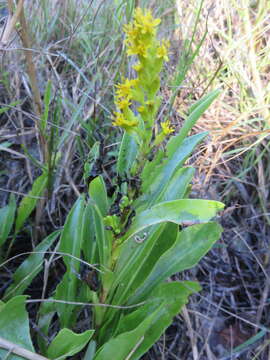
[[82, 202, 97, 264], [0, 296, 34, 360], [0, 193, 16, 247], [138, 132, 207, 209], [100, 224, 177, 339], [55, 196, 85, 328], [89, 176, 108, 217], [124, 199, 224, 241], [116, 132, 138, 176], [47, 328, 94, 360], [3, 230, 60, 300], [110, 223, 178, 307], [103, 224, 167, 327], [166, 130, 207, 162], [94, 305, 161, 360], [129, 222, 223, 304], [15, 172, 48, 233], [160, 167, 194, 202], [116, 282, 200, 360], [188, 89, 221, 114], [174, 89, 220, 148], [89, 200, 112, 268]]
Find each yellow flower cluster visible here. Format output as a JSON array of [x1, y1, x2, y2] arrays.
[[157, 40, 170, 62], [112, 111, 138, 129], [115, 79, 138, 100], [112, 8, 171, 136], [161, 120, 174, 135], [123, 8, 160, 58], [113, 78, 139, 130]]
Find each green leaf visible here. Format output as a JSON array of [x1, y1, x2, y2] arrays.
[[0, 194, 16, 247], [176, 89, 220, 145], [47, 328, 94, 360], [116, 132, 138, 176], [3, 230, 60, 300], [83, 341, 96, 360], [55, 196, 85, 328], [94, 305, 161, 360], [15, 171, 48, 233], [89, 200, 112, 268], [89, 176, 108, 217], [160, 167, 195, 202], [138, 132, 207, 209], [81, 202, 97, 264], [0, 296, 34, 360], [111, 223, 178, 306], [99, 223, 178, 341], [129, 222, 223, 304], [116, 282, 200, 360], [124, 199, 224, 241], [188, 89, 221, 114]]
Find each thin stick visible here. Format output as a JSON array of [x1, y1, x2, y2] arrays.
[[0, 337, 49, 360], [26, 298, 146, 310], [182, 305, 199, 360], [1, 0, 24, 44]]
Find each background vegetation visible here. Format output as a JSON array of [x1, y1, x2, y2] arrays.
[[0, 0, 269, 359]]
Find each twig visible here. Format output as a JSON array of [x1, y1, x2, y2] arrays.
[[182, 305, 199, 360], [26, 298, 146, 310], [0, 250, 103, 273], [0, 337, 49, 360]]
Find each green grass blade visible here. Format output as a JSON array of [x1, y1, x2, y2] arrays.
[[15, 171, 48, 234], [3, 230, 61, 300], [41, 80, 52, 132], [0, 194, 16, 247]]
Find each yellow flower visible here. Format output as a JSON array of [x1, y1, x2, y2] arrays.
[[115, 78, 139, 99], [157, 40, 170, 62], [127, 41, 148, 57], [134, 8, 161, 35], [112, 112, 138, 130], [161, 120, 174, 135], [133, 62, 142, 72], [115, 97, 131, 110], [123, 23, 139, 41]]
